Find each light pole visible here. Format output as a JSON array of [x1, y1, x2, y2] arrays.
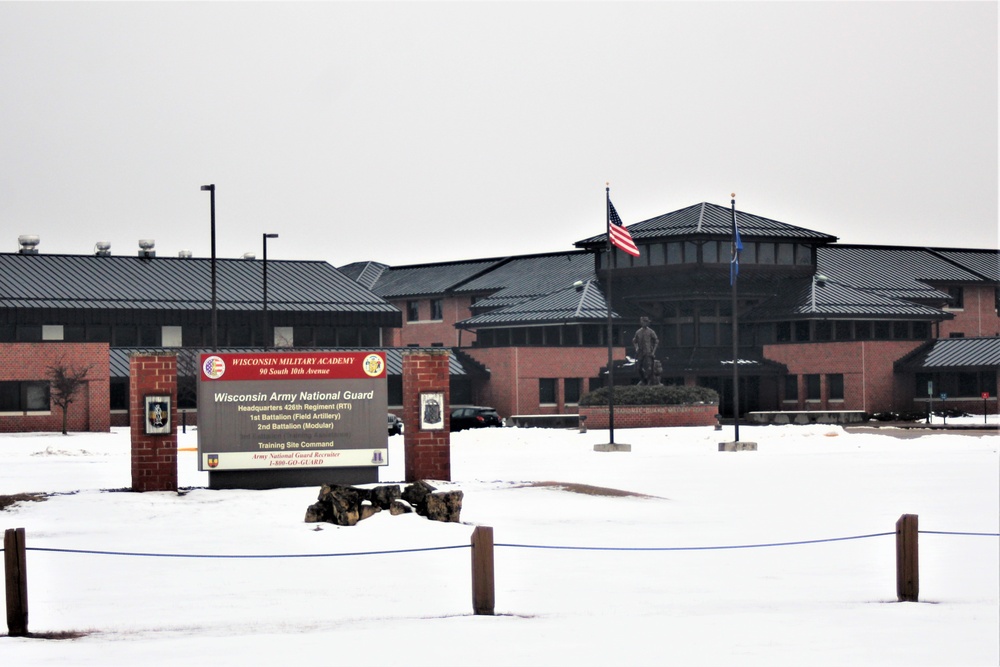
[[262, 233, 279, 349], [200, 184, 217, 350]]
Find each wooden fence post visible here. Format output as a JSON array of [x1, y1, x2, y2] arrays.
[[471, 525, 495, 615], [5, 527, 29, 636], [896, 514, 919, 602]]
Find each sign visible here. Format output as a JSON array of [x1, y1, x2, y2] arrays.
[[197, 352, 388, 471], [419, 392, 445, 430], [983, 392, 991, 400], [144, 395, 171, 435]]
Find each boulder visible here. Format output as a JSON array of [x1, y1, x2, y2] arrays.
[[423, 490, 464, 522]]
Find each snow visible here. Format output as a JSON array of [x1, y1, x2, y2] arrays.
[[1, 420, 997, 666]]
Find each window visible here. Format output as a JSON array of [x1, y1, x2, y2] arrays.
[[805, 374, 821, 401], [757, 243, 775, 265], [666, 242, 683, 264], [42, 325, 64, 341], [814, 321, 832, 341], [162, 326, 182, 348], [945, 286, 964, 309], [703, 241, 719, 264], [565, 378, 581, 405], [855, 321, 872, 340], [784, 375, 798, 402], [274, 326, 294, 348], [776, 243, 795, 265], [834, 321, 852, 340], [0, 381, 50, 412], [683, 241, 698, 263], [892, 322, 909, 339], [539, 378, 557, 405], [828, 374, 844, 401], [776, 322, 792, 342], [406, 300, 420, 322], [794, 321, 810, 342], [430, 299, 443, 320]]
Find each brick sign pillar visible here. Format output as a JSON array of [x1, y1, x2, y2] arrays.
[[402, 349, 451, 482], [130, 353, 178, 492]]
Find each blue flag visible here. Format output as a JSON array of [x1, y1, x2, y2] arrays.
[[730, 207, 743, 285]]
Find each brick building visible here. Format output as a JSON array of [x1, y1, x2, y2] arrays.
[[345, 201, 1000, 419]]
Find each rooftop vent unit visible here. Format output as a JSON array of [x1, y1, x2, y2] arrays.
[[95, 241, 111, 257], [178, 249, 193, 259], [242, 252, 256, 260], [17, 235, 40, 255], [138, 239, 156, 258]]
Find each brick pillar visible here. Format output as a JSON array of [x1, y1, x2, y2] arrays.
[[130, 353, 178, 492], [402, 349, 451, 482]]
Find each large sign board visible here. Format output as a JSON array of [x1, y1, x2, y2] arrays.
[[197, 352, 387, 472]]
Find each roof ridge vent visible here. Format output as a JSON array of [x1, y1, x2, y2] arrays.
[[95, 241, 111, 256], [17, 235, 40, 254], [242, 252, 256, 260], [178, 249, 193, 259], [138, 239, 155, 258]]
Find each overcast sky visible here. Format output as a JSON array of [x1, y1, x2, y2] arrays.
[[0, 2, 996, 269]]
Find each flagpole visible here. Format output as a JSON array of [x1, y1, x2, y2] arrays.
[[730, 194, 741, 443], [605, 184, 616, 445]]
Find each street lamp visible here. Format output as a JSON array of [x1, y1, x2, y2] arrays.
[[262, 233, 279, 349], [200, 184, 217, 350]]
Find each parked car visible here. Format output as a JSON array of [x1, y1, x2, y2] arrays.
[[387, 413, 403, 436], [450, 406, 502, 432]]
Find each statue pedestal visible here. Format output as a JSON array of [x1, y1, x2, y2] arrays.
[[594, 442, 632, 452], [718, 441, 757, 452]]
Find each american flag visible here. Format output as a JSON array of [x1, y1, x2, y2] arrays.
[[608, 199, 639, 257]]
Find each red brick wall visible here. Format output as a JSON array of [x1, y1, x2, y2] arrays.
[[129, 354, 177, 492], [939, 284, 1000, 338], [391, 296, 477, 348], [579, 404, 718, 429], [0, 343, 110, 433], [764, 340, 924, 414], [402, 349, 451, 482], [464, 346, 622, 418]]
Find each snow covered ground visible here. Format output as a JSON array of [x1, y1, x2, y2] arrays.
[[1, 420, 997, 666]]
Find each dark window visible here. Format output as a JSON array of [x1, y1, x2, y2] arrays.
[[757, 243, 775, 265], [430, 299, 443, 320], [957, 373, 978, 397], [949, 332, 965, 338], [315, 327, 337, 346], [874, 321, 892, 339], [892, 321, 909, 339], [115, 325, 138, 346], [388, 376, 403, 406], [915, 373, 934, 398], [776, 322, 792, 342], [528, 328, 544, 345], [795, 244, 812, 266], [539, 378, 557, 404], [912, 321, 930, 339], [776, 243, 795, 265], [0, 381, 50, 412], [407, 301, 419, 322], [360, 327, 380, 347], [703, 241, 719, 264], [683, 241, 698, 263], [648, 243, 665, 266], [946, 286, 964, 309], [742, 242, 756, 264], [815, 321, 833, 341], [794, 321, 810, 342], [666, 242, 683, 264], [230, 325, 253, 346], [511, 328, 526, 346], [855, 321, 872, 340], [828, 374, 844, 400], [679, 323, 695, 346], [0, 325, 14, 342], [339, 327, 360, 346], [565, 378, 581, 404], [582, 325, 601, 346], [805, 374, 821, 401], [784, 375, 798, 401], [699, 322, 717, 346], [834, 321, 852, 340], [139, 326, 161, 346], [64, 325, 86, 342], [109, 378, 128, 410]]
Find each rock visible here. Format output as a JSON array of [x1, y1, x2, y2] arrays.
[[303, 502, 328, 523], [359, 501, 381, 521], [423, 490, 463, 522], [389, 499, 413, 515], [369, 484, 401, 509], [317, 484, 364, 526], [401, 480, 436, 510]]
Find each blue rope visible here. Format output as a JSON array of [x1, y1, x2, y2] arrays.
[[24, 544, 471, 559], [496, 532, 897, 552]]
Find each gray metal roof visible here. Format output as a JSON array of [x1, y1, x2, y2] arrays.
[[894, 337, 1000, 370], [817, 246, 986, 302], [356, 258, 505, 299], [109, 346, 473, 378], [745, 276, 950, 321], [0, 253, 399, 319], [575, 202, 838, 247], [931, 249, 1000, 282], [456, 279, 616, 327]]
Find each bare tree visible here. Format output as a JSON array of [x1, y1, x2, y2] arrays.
[[46, 359, 93, 435]]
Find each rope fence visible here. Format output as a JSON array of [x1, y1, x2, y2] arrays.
[[5, 518, 999, 634]]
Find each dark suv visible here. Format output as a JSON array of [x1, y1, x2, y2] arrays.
[[450, 406, 502, 432]]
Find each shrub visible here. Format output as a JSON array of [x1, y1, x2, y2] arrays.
[[579, 385, 719, 406]]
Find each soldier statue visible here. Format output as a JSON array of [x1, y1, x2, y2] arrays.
[[632, 317, 659, 386]]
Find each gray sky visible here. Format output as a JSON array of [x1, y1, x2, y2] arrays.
[[1, 2, 996, 268]]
